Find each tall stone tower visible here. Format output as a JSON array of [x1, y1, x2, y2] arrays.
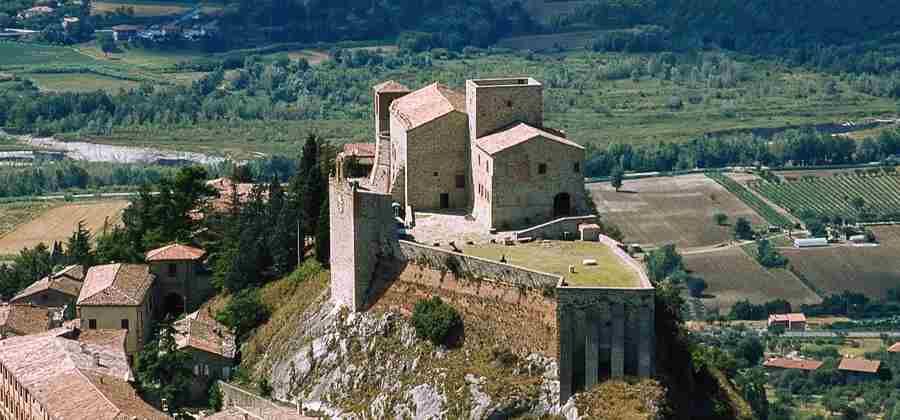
[[329, 177, 397, 311], [466, 77, 544, 140], [373, 81, 410, 138]]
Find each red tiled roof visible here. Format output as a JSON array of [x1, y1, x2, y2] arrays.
[[203, 177, 262, 214], [838, 358, 881, 374], [0, 329, 168, 419], [476, 122, 584, 155], [889, 342, 900, 353], [173, 310, 236, 359], [763, 358, 823, 371], [12, 265, 84, 303], [389, 83, 466, 130], [768, 313, 806, 323], [0, 304, 50, 336], [373, 80, 410, 93], [342, 143, 376, 158], [77, 264, 154, 306], [146, 243, 206, 262]]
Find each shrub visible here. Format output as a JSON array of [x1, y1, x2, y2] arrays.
[[411, 296, 462, 346], [714, 212, 728, 226], [216, 288, 270, 341], [686, 277, 708, 298]]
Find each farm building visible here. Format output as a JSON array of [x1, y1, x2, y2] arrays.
[[838, 358, 881, 383], [794, 237, 828, 248], [768, 313, 807, 331], [763, 358, 823, 371]]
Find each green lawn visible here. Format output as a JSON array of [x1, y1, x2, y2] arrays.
[[75, 40, 214, 69], [0, 42, 97, 68], [462, 240, 641, 288]]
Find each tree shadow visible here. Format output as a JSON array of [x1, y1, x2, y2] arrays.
[[616, 189, 639, 194], [444, 322, 466, 349]]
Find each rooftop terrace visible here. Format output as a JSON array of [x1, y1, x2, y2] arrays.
[[461, 240, 642, 288]]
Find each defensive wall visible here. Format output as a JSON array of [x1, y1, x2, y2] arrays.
[[514, 215, 599, 240], [329, 177, 655, 402]]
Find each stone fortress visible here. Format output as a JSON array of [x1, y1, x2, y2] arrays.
[[330, 76, 656, 402], [353, 77, 588, 229]]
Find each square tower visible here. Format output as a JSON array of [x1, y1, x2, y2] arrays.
[[466, 77, 543, 140], [373, 81, 410, 138]]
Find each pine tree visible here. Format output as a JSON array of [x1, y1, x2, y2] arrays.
[[66, 220, 95, 268], [315, 197, 329, 265]]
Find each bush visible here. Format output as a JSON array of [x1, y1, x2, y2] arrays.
[[411, 296, 462, 346], [215, 288, 270, 341], [714, 212, 728, 226], [686, 277, 708, 298]]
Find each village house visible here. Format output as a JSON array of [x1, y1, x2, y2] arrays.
[[11, 265, 84, 308], [112, 24, 141, 42], [354, 77, 587, 229], [768, 313, 807, 331], [0, 304, 53, 338], [762, 357, 823, 372], [337, 143, 377, 178], [76, 264, 157, 358], [146, 243, 209, 316], [838, 358, 882, 383], [172, 310, 236, 400], [0, 327, 170, 420]]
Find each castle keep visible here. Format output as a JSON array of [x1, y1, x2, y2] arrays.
[[330, 76, 655, 403], [357, 77, 587, 229]]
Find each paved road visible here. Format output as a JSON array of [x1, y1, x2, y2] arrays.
[[783, 331, 900, 338]]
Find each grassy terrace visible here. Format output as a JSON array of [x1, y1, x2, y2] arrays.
[[461, 240, 641, 288]]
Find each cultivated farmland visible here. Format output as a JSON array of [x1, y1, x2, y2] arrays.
[[588, 174, 766, 248], [781, 226, 900, 299], [0, 201, 129, 255], [750, 170, 900, 221], [706, 172, 794, 227], [0, 202, 54, 240], [683, 247, 822, 313]]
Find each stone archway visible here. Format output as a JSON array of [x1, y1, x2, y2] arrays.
[[163, 292, 185, 318], [553, 193, 572, 217]]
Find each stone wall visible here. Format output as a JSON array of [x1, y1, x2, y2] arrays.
[[490, 136, 587, 229], [470, 146, 494, 227], [368, 258, 559, 357], [514, 215, 598, 240], [396, 240, 561, 289], [400, 112, 470, 210], [466, 78, 544, 139]]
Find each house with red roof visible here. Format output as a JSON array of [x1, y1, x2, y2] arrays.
[[763, 357, 823, 372], [173, 309, 235, 399], [146, 243, 209, 316], [768, 313, 807, 331], [838, 357, 882, 383]]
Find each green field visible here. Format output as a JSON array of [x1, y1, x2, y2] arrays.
[[750, 171, 900, 221], [0, 42, 97, 68], [29, 72, 141, 93], [461, 241, 641, 287]]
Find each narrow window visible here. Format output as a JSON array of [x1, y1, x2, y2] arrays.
[[121, 319, 129, 330], [168, 263, 177, 277], [538, 163, 547, 174], [88, 319, 97, 329], [433, 171, 439, 177], [573, 162, 580, 173], [455, 174, 465, 189], [506, 100, 513, 107]]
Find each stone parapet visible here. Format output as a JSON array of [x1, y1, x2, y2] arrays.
[[514, 215, 598, 241]]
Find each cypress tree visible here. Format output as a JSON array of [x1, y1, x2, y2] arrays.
[[66, 220, 95, 268], [315, 197, 329, 265]]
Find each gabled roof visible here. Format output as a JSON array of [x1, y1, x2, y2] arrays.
[[768, 313, 806, 323], [0, 329, 168, 420], [889, 342, 900, 353], [763, 357, 823, 371], [475, 123, 584, 155], [838, 358, 881, 374], [146, 243, 206, 262], [389, 83, 466, 130], [341, 143, 376, 158], [77, 264, 154, 306], [0, 304, 50, 336], [12, 265, 85, 303], [173, 310, 236, 359], [373, 80, 410, 93]]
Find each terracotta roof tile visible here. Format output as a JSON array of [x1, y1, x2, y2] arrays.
[[373, 80, 410, 93], [0, 329, 167, 419], [146, 243, 206, 262], [838, 358, 881, 374], [389, 83, 465, 130], [763, 357, 823, 371], [203, 178, 262, 214], [0, 304, 50, 336], [174, 310, 236, 358], [476, 123, 584, 155], [768, 313, 806, 323], [77, 264, 154, 306], [12, 265, 85, 303], [889, 342, 900, 353]]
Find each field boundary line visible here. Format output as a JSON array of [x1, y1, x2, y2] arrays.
[[787, 264, 825, 300]]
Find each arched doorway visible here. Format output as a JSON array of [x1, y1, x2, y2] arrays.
[[163, 293, 185, 318], [553, 193, 571, 217]]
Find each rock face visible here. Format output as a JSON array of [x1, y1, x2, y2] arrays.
[[264, 297, 577, 419]]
